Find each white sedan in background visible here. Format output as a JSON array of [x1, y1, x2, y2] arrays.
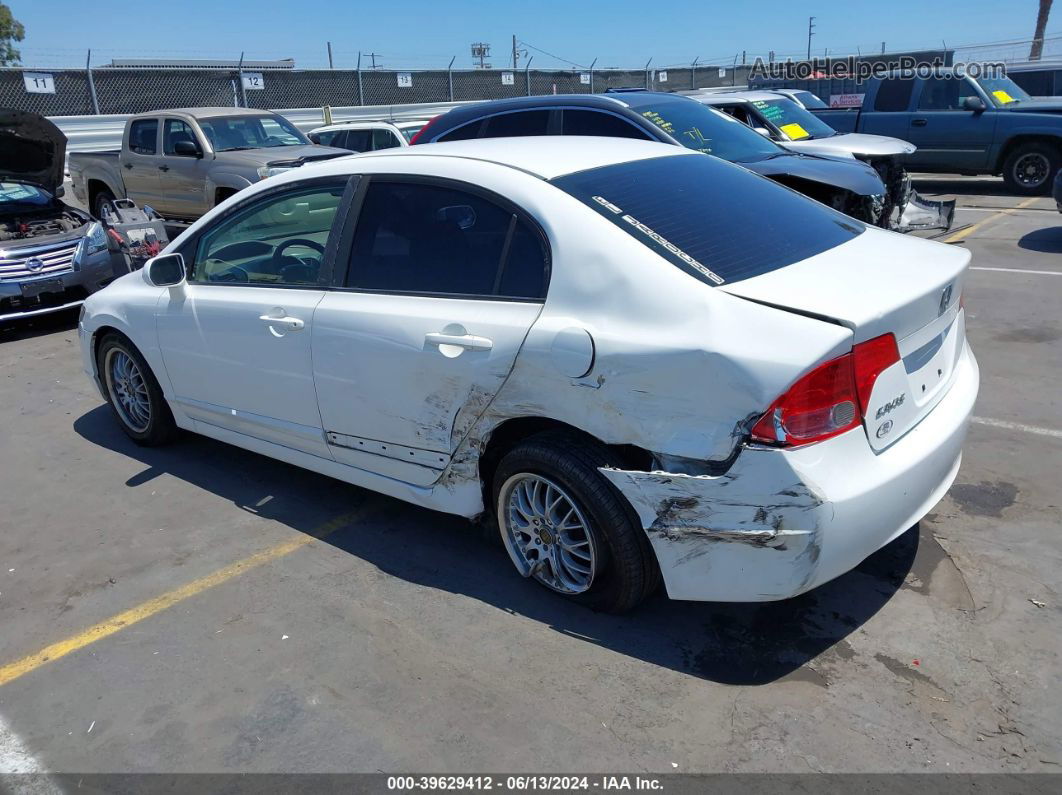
[[78, 137, 978, 612], [306, 119, 430, 152]]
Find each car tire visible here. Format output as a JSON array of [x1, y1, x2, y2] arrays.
[[93, 189, 116, 219], [1002, 142, 1059, 195], [492, 431, 659, 613], [97, 333, 178, 446]]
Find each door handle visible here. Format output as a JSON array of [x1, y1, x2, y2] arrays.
[[158, 165, 170, 172], [259, 313, 305, 335], [123, 163, 133, 170], [425, 332, 493, 351], [911, 118, 928, 127]]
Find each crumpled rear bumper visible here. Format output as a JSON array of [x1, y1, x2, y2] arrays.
[[601, 341, 978, 602]]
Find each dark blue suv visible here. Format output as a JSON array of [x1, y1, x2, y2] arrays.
[[412, 91, 888, 225]]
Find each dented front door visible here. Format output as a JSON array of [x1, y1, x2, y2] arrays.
[[311, 294, 540, 485]]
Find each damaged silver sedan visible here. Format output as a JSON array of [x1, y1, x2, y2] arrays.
[[78, 137, 979, 612]]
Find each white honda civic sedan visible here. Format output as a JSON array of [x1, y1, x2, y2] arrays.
[[78, 137, 979, 612]]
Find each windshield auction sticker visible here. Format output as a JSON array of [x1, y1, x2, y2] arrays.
[[779, 122, 810, 140]]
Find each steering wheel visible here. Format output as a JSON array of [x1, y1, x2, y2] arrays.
[[272, 238, 326, 266]]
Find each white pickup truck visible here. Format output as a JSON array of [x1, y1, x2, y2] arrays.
[[69, 107, 348, 221]]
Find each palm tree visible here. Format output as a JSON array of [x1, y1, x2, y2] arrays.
[[1030, 0, 1054, 60]]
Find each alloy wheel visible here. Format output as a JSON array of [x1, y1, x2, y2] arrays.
[[499, 473, 597, 594], [105, 348, 151, 433]]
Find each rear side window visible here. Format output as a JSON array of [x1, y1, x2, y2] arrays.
[[438, 119, 484, 142], [551, 154, 863, 287], [561, 110, 652, 139], [874, 78, 914, 111], [128, 119, 158, 155], [482, 110, 550, 137], [372, 128, 401, 150], [346, 180, 548, 299]]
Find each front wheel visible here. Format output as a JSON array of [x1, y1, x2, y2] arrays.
[[93, 189, 116, 220], [97, 333, 178, 446], [1002, 142, 1059, 195], [492, 432, 659, 613]]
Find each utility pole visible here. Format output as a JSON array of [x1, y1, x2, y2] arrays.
[[1030, 0, 1054, 60], [366, 52, 381, 70], [807, 16, 816, 61]]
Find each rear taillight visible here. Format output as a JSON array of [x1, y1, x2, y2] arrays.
[[852, 333, 900, 416], [408, 115, 442, 145], [751, 333, 900, 448]]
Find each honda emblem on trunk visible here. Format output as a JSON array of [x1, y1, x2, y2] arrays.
[[939, 284, 953, 316]]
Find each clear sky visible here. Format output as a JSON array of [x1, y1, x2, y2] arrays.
[[11, 0, 1061, 70]]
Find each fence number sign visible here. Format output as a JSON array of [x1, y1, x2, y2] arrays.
[[397, 72, 413, 88], [501, 72, 515, 85], [718, 67, 726, 78], [24, 72, 56, 94], [241, 72, 264, 90], [657, 71, 667, 82], [580, 72, 590, 84]]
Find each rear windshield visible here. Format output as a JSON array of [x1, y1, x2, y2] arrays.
[[551, 154, 863, 287]]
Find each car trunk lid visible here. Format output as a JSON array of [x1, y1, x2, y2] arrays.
[[721, 227, 970, 449]]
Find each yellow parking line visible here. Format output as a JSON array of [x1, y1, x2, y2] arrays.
[[0, 511, 361, 688], [943, 197, 1040, 243]]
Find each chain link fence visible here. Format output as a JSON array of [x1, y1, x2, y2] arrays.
[[0, 63, 752, 117]]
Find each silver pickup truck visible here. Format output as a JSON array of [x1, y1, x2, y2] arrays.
[[69, 107, 349, 221]]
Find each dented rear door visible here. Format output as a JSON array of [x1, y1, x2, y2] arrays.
[[312, 176, 549, 486]]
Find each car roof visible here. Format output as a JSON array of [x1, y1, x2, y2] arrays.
[[695, 90, 786, 104], [333, 135, 693, 180], [429, 91, 695, 127], [311, 119, 429, 132], [132, 107, 277, 120]]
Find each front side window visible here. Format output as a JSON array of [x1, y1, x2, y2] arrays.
[[552, 154, 863, 287], [561, 109, 652, 139], [482, 110, 550, 137], [791, 91, 828, 109], [917, 76, 980, 111], [128, 119, 158, 155], [344, 130, 373, 152], [192, 182, 345, 285], [197, 114, 307, 152], [163, 119, 198, 155], [311, 130, 343, 147], [346, 180, 548, 300]]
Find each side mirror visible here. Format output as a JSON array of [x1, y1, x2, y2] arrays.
[[145, 253, 186, 287], [753, 127, 772, 137], [54, 185, 66, 198], [963, 96, 987, 113], [173, 140, 203, 157]]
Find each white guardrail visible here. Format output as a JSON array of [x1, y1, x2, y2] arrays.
[[51, 101, 470, 168]]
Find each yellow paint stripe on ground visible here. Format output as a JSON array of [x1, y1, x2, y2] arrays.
[[0, 511, 360, 688], [943, 197, 1039, 243]]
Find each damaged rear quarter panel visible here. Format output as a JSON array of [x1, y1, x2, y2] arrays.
[[600, 453, 834, 602]]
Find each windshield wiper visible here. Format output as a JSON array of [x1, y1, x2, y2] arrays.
[[218, 146, 257, 152]]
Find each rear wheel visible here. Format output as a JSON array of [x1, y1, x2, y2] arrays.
[[492, 432, 658, 613], [97, 333, 178, 446], [1002, 142, 1059, 195]]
